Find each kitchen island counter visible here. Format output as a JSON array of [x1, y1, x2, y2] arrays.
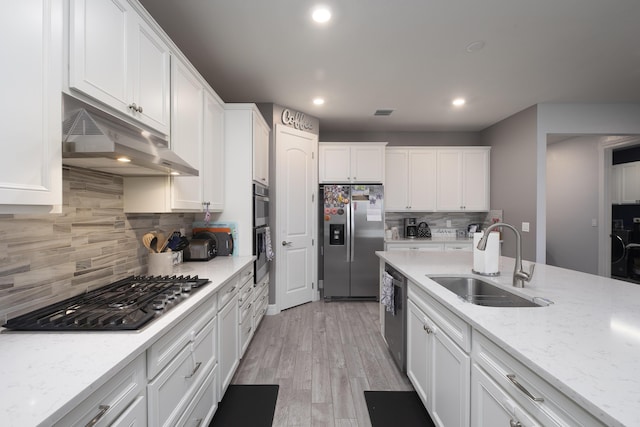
[[0, 255, 254, 427], [377, 250, 640, 427]]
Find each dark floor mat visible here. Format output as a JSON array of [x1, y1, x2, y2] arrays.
[[209, 384, 279, 427], [364, 390, 435, 427]]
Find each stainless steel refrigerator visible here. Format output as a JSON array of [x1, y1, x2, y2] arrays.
[[321, 184, 384, 299]]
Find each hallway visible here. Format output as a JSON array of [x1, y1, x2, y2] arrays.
[[232, 300, 413, 426]]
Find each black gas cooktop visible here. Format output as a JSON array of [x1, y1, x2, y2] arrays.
[[2, 275, 210, 331]]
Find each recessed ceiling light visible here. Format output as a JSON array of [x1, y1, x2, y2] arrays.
[[313, 97, 325, 106], [117, 157, 131, 163], [452, 98, 466, 107], [312, 6, 331, 23]]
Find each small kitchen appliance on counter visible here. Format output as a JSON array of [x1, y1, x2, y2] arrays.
[[417, 222, 431, 238], [184, 237, 217, 261], [405, 218, 418, 238], [2, 275, 210, 331]]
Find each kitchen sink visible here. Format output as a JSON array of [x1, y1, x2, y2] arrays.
[[428, 276, 547, 307]]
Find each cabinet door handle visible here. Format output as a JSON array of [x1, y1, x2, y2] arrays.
[[85, 404, 110, 427], [423, 324, 432, 334], [510, 420, 523, 427], [506, 374, 544, 402], [185, 361, 202, 379]]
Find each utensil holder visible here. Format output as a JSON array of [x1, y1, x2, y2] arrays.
[[148, 252, 174, 276]]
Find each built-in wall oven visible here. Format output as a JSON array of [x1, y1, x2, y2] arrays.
[[253, 183, 270, 284]]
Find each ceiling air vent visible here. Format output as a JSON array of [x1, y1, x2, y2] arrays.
[[374, 109, 394, 116]]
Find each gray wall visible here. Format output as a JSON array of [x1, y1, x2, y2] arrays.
[[546, 136, 599, 273], [480, 106, 538, 261], [319, 131, 482, 146]]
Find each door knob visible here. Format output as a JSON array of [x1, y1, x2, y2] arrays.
[[282, 241, 292, 246]]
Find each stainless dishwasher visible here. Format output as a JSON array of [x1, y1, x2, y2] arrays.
[[384, 263, 407, 373]]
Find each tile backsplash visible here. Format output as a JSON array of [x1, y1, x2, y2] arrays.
[[385, 210, 503, 238], [0, 167, 195, 322]]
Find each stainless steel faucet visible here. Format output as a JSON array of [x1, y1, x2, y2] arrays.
[[477, 222, 535, 288]]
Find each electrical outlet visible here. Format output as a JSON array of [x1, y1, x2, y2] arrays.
[[522, 222, 530, 232], [446, 220, 452, 227], [592, 218, 598, 227]]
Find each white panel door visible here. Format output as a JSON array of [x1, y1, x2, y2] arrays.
[[276, 125, 318, 310], [430, 320, 471, 427], [407, 300, 431, 407], [0, 0, 62, 209]]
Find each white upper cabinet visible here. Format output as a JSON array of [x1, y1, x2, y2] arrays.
[[252, 111, 270, 187], [69, 0, 170, 135], [319, 142, 386, 183], [385, 148, 437, 211], [613, 162, 640, 204], [203, 89, 225, 211], [169, 58, 205, 210], [0, 0, 63, 212], [124, 59, 225, 213], [436, 147, 490, 211]]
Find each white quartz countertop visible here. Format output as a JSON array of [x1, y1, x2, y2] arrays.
[[0, 255, 255, 427], [377, 250, 640, 427]]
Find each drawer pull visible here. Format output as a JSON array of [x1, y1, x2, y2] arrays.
[[506, 374, 544, 402], [510, 420, 523, 427], [227, 286, 236, 294], [185, 361, 202, 379], [85, 404, 110, 427]]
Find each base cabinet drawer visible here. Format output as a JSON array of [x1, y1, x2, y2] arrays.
[[471, 364, 539, 427], [176, 364, 218, 427], [472, 332, 606, 427], [54, 354, 146, 427], [111, 395, 147, 426], [148, 318, 216, 427]]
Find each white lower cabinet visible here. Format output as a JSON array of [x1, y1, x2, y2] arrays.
[[472, 332, 606, 427], [175, 364, 218, 427], [407, 282, 470, 427], [54, 354, 146, 427], [218, 279, 240, 400], [471, 364, 539, 427]]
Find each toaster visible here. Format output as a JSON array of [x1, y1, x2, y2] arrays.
[[184, 238, 217, 261]]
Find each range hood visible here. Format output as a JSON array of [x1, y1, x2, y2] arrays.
[[62, 96, 198, 176]]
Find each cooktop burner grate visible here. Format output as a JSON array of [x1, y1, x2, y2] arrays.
[[2, 275, 210, 331]]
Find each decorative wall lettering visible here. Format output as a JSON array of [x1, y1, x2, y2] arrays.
[[281, 108, 314, 131]]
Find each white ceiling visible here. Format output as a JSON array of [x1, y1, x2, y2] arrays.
[[139, 0, 640, 132]]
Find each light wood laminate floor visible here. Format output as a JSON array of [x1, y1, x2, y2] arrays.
[[232, 301, 413, 426]]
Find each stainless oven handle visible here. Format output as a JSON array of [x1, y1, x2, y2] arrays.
[[254, 194, 270, 203]]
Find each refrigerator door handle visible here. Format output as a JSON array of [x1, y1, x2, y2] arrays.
[[345, 200, 351, 262], [350, 199, 355, 262]]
